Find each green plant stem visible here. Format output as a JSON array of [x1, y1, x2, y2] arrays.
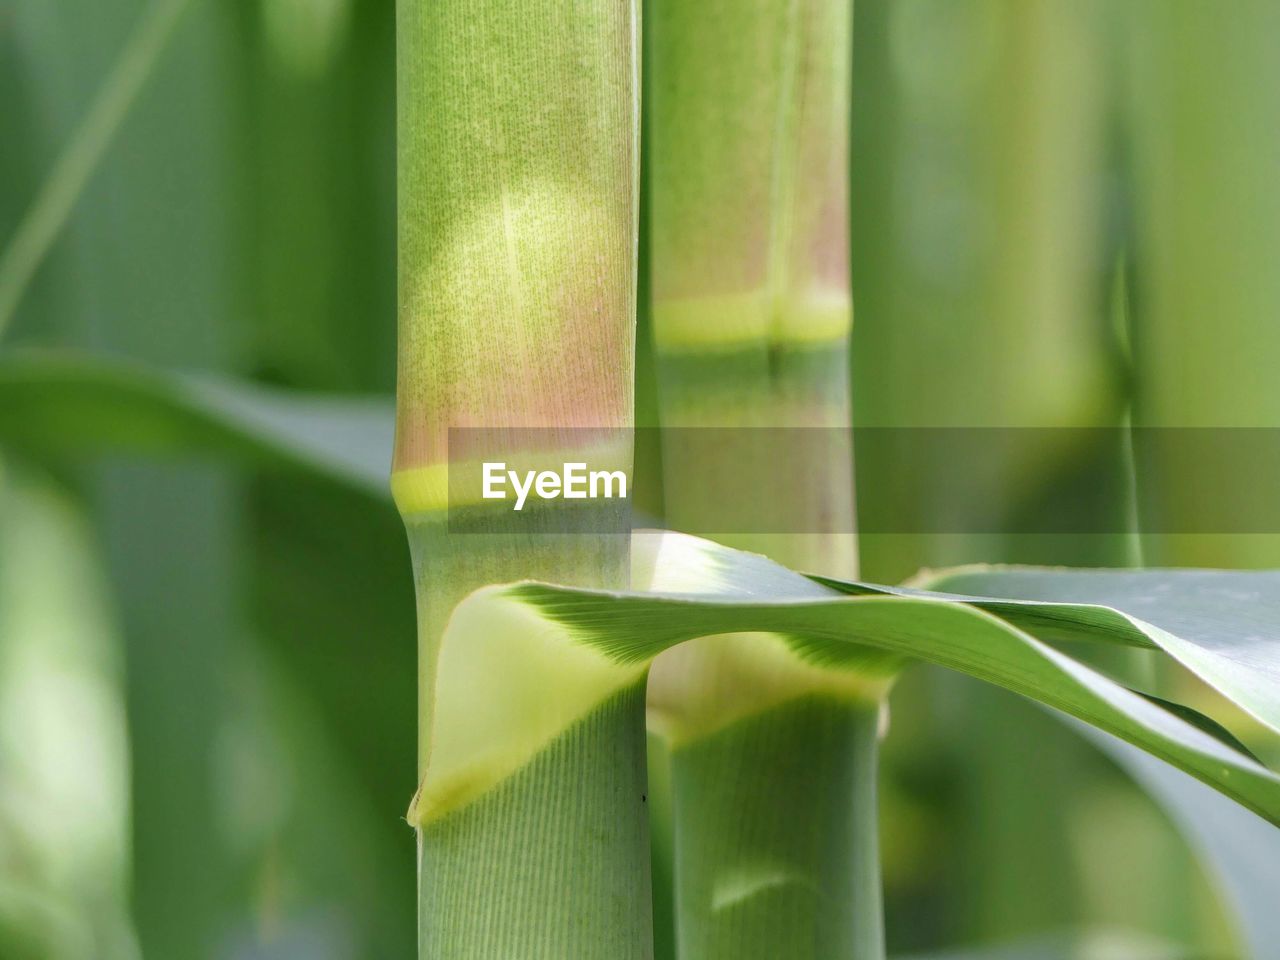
[[419, 685, 653, 959], [671, 697, 884, 960], [404, 513, 651, 960], [396, 0, 642, 950], [648, 0, 880, 955]]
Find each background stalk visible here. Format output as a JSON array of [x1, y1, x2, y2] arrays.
[[395, 0, 646, 955], [850, 2, 1224, 949], [851, 0, 1126, 582], [1125, 0, 1280, 571], [1121, 8, 1280, 943], [68, 1, 244, 951], [852, 2, 1121, 943], [648, 1, 888, 957], [673, 697, 883, 960]]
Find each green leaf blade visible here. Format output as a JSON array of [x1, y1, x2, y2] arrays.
[[902, 567, 1280, 738], [490, 534, 1280, 827]]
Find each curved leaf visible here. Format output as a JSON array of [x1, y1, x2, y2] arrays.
[[421, 532, 1280, 829], [825, 567, 1280, 739]]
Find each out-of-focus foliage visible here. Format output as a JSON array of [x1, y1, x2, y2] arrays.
[[0, 462, 132, 959], [3, 0, 409, 956], [1079, 726, 1280, 960], [2, 0, 1277, 958], [0, 350, 393, 496]]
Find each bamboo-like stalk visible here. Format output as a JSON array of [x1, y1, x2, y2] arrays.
[[850, 2, 1217, 947], [648, 1, 889, 957], [1124, 10, 1280, 944], [850, 0, 1138, 945], [671, 697, 884, 959], [852, 0, 1126, 584], [395, 1, 646, 956], [1126, 0, 1280, 570]]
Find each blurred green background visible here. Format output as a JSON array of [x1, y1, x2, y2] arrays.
[[2, 0, 1277, 957]]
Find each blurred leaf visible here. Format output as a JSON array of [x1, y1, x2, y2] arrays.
[[895, 928, 1200, 960], [0, 459, 134, 958], [3, 0, 409, 953], [244, 473, 416, 953], [1079, 724, 1280, 960], [0, 0, 193, 335], [0, 350, 393, 497]]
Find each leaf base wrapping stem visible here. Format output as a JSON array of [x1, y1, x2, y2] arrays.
[[418, 683, 654, 960]]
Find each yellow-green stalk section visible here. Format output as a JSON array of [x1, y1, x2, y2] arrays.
[[649, 0, 857, 562], [649, 1, 887, 957], [396, 0, 644, 955], [395, 0, 637, 475]]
